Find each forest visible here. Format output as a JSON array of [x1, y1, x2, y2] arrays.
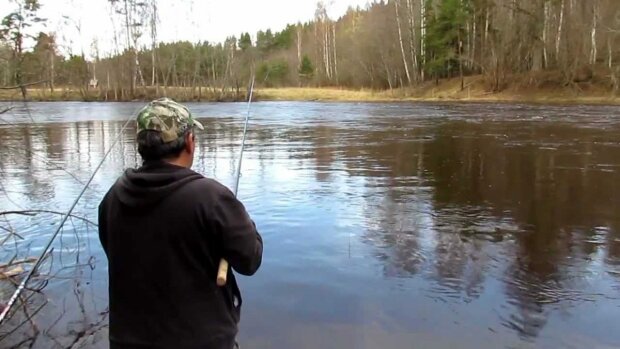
[[1, 0, 619, 101]]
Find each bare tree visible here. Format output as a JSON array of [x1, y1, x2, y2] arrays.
[[406, 0, 419, 81], [150, 0, 159, 89], [556, 0, 565, 61], [394, 0, 412, 85], [590, 0, 599, 65]]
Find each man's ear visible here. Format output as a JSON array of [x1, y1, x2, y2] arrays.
[[185, 131, 194, 153]]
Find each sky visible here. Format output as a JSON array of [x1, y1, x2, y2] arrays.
[[1, 0, 373, 58]]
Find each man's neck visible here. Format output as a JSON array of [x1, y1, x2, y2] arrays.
[[164, 157, 190, 169]]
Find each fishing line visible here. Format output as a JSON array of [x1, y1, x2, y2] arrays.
[[233, 76, 256, 196], [216, 74, 255, 286], [0, 106, 138, 325]]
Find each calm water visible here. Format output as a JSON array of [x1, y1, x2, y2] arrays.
[[0, 101, 619, 348]]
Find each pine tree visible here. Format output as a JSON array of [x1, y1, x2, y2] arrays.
[[238, 33, 252, 51], [0, 0, 45, 97], [299, 55, 314, 77], [424, 0, 470, 82]]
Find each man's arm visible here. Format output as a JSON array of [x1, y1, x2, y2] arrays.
[[98, 200, 108, 255], [213, 188, 263, 276]]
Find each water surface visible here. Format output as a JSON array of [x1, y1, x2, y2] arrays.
[[0, 101, 619, 348]]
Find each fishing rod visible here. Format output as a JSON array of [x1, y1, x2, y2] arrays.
[[216, 74, 256, 287], [0, 109, 136, 325]]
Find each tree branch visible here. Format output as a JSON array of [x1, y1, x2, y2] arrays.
[[0, 80, 49, 90], [0, 210, 98, 227], [0, 258, 38, 270], [0, 107, 14, 115]]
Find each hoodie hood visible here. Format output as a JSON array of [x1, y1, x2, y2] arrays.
[[114, 161, 203, 208]]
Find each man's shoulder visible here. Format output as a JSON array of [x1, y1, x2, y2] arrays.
[[184, 176, 233, 197], [99, 176, 123, 207]]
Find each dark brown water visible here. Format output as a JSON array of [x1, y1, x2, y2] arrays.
[[0, 101, 619, 348]]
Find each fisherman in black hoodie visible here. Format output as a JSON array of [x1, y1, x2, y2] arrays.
[[98, 98, 263, 349]]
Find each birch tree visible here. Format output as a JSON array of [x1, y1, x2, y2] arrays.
[[394, 0, 412, 85]]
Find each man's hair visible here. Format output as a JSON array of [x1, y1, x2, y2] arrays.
[[137, 129, 192, 161]]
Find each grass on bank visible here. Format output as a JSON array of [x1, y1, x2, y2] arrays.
[[1, 71, 619, 105]]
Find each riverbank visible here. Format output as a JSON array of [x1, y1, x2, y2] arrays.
[[258, 74, 620, 105], [1, 74, 618, 105]]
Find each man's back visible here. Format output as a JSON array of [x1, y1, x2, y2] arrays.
[[99, 161, 262, 349]]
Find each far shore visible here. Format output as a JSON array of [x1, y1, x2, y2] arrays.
[[1, 76, 619, 106]]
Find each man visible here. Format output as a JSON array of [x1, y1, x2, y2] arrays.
[[98, 98, 263, 349]]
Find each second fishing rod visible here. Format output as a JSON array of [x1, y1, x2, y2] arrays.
[[216, 75, 255, 287]]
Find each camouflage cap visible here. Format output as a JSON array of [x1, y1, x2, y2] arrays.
[[136, 98, 204, 143]]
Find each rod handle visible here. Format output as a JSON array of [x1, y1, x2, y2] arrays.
[[216, 259, 229, 286]]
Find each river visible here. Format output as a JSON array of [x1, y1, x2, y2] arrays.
[[0, 101, 619, 348]]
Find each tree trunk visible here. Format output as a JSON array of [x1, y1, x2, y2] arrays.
[[556, 0, 565, 61], [395, 0, 412, 85], [135, 51, 145, 87], [468, 14, 473, 70], [297, 27, 302, 70], [151, 0, 158, 87], [484, 5, 490, 63], [151, 51, 156, 88], [421, 0, 426, 81], [543, 0, 549, 68], [49, 50, 55, 93], [406, 0, 418, 82], [314, 18, 321, 83], [123, 0, 135, 96], [608, 35, 613, 70], [407, 0, 419, 82], [324, 22, 331, 80], [459, 33, 464, 90], [590, 0, 598, 65], [472, 11, 478, 72], [382, 53, 393, 91], [332, 23, 338, 83], [211, 56, 216, 87], [609, 36, 618, 93], [532, 0, 545, 72]]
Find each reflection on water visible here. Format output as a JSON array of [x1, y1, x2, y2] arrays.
[[0, 101, 619, 348]]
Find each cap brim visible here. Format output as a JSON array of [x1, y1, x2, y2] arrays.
[[193, 119, 204, 130]]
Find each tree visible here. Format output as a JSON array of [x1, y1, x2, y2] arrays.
[[0, 0, 45, 97], [21, 32, 58, 91], [315, 1, 337, 83], [394, 0, 412, 85], [273, 25, 295, 49], [299, 54, 314, 85], [258, 59, 289, 86], [62, 54, 89, 95], [108, 0, 149, 96], [239, 32, 252, 51], [256, 29, 274, 53], [6, 0, 615, 100], [425, 0, 469, 87]]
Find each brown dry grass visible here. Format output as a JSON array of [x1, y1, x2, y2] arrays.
[[1, 72, 618, 105]]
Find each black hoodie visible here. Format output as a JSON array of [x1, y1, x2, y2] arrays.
[[98, 161, 263, 349]]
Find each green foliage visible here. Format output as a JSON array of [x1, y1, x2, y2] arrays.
[[3, 0, 612, 96], [257, 59, 289, 86], [299, 55, 314, 77], [0, 0, 44, 87], [256, 29, 274, 53], [424, 0, 470, 78], [0, 0, 44, 46], [273, 25, 295, 50], [238, 32, 252, 51], [62, 54, 89, 86], [19, 33, 57, 82], [256, 25, 296, 53]]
